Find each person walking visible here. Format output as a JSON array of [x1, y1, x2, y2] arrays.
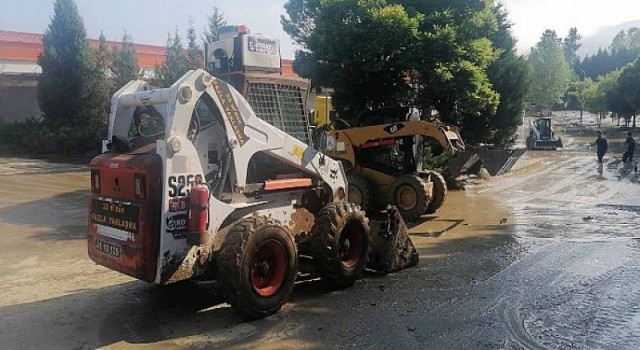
[[593, 131, 608, 173], [622, 131, 636, 169]]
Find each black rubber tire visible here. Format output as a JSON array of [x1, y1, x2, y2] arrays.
[[309, 202, 370, 288], [390, 174, 430, 221], [420, 171, 447, 214], [217, 216, 298, 319], [347, 174, 373, 212], [526, 136, 534, 150]]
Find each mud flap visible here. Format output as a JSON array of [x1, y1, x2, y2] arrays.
[[367, 206, 419, 273]]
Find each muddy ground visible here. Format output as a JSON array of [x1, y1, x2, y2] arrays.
[[1, 112, 640, 349]]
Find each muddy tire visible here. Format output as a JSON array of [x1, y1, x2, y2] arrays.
[[217, 217, 297, 319], [390, 174, 430, 221], [347, 174, 373, 212], [309, 202, 370, 288], [526, 135, 535, 150], [420, 171, 447, 214]]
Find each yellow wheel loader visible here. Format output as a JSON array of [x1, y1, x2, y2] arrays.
[[324, 118, 465, 220]]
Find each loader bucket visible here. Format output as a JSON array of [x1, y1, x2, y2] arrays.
[[476, 148, 527, 176], [367, 206, 419, 273], [533, 138, 563, 150], [447, 149, 483, 178], [447, 146, 527, 177]]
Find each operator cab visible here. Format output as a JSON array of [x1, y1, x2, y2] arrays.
[[533, 117, 553, 140]]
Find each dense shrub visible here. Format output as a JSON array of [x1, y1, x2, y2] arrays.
[[0, 118, 104, 157]]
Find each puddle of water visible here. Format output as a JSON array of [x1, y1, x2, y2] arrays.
[[477, 135, 640, 242]]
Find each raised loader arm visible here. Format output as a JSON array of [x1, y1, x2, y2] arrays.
[[109, 69, 347, 200], [327, 120, 465, 169]]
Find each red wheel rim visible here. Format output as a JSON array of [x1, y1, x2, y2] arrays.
[[250, 239, 287, 297], [339, 222, 365, 268]]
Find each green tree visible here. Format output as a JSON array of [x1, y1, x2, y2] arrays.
[[581, 70, 623, 125], [282, 0, 530, 145], [111, 31, 140, 90], [527, 30, 572, 108], [404, 0, 501, 129], [203, 6, 227, 43], [284, 0, 422, 114], [581, 78, 600, 113], [283, 0, 501, 124], [563, 27, 582, 69], [583, 70, 620, 120], [482, 2, 530, 146], [611, 27, 640, 52], [95, 31, 113, 114], [564, 78, 593, 124], [578, 28, 640, 80], [187, 19, 204, 70], [152, 30, 188, 87], [23, 0, 110, 156], [95, 31, 111, 70], [607, 83, 635, 126], [617, 58, 640, 127], [38, 0, 107, 129]]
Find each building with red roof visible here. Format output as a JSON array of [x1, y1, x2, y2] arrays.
[[0, 30, 167, 74], [0, 30, 169, 124], [0, 30, 299, 124]]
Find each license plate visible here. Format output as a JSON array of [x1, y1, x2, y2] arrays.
[[96, 239, 121, 258], [91, 199, 140, 234]]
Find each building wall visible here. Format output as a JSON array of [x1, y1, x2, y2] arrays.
[[0, 30, 166, 125], [0, 75, 40, 124], [0, 30, 300, 125]]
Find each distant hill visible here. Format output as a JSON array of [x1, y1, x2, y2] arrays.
[[577, 20, 640, 57]]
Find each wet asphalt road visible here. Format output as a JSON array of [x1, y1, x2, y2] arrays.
[[1, 131, 640, 349]]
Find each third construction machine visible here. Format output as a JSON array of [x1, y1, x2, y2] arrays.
[[526, 116, 563, 150], [325, 116, 465, 220]]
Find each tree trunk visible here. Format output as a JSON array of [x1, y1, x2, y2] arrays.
[[580, 109, 583, 125], [598, 112, 601, 128]]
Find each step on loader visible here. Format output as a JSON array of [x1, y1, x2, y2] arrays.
[[87, 70, 417, 318]]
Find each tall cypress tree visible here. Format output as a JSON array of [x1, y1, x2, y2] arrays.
[[38, 0, 106, 129], [95, 32, 111, 69], [95, 32, 113, 115], [152, 30, 188, 87], [111, 31, 140, 90], [203, 6, 227, 43], [187, 19, 204, 70]]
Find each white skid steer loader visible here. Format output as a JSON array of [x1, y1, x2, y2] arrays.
[[87, 70, 416, 318]]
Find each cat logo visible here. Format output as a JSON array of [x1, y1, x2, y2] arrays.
[[384, 123, 405, 134]]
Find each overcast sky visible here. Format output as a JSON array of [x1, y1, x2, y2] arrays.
[[1, 0, 639, 58]]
